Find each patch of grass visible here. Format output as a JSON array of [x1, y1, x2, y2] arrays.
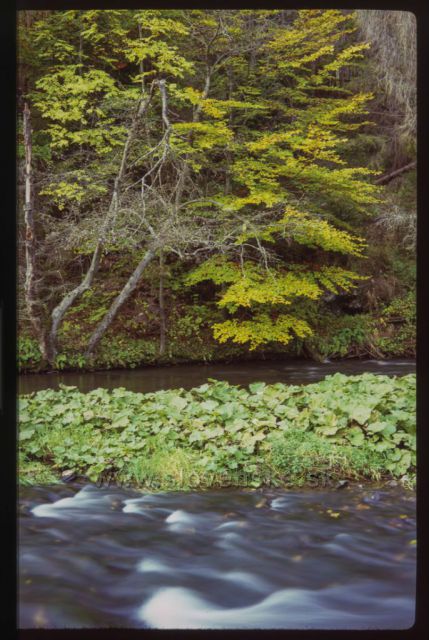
[[124, 446, 202, 489], [268, 429, 386, 486], [19, 455, 60, 485]]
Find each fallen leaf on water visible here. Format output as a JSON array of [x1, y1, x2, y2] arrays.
[[255, 499, 267, 508], [409, 539, 417, 545], [329, 512, 340, 518], [356, 503, 370, 510], [291, 554, 303, 562], [399, 514, 408, 519]]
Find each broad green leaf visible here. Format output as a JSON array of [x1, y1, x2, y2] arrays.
[[349, 405, 372, 425], [19, 429, 35, 441], [346, 427, 365, 446]]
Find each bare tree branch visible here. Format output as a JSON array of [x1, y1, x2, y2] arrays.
[[47, 81, 157, 362], [374, 161, 416, 185]]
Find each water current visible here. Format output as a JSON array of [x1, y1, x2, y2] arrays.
[[19, 358, 415, 395], [19, 484, 416, 629]]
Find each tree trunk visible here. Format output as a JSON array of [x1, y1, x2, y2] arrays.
[[84, 80, 173, 358], [224, 65, 234, 195], [174, 69, 212, 210], [47, 83, 156, 360], [22, 103, 53, 364], [192, 67, 211, 122], [374, 161, 416, 185], [158, 251, 166, 356], [85, 247, 157, 356]]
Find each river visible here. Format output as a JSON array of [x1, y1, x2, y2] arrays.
[[19, 358, 416, 629], [19, 484, 415, 629], [19, 358, 415, 395]]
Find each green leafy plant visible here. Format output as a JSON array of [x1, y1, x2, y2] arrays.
[[18, 337, 42, 371], [305, 312, 376, 359], [376, 292, 416, 356], [19, 373, 415, 488]]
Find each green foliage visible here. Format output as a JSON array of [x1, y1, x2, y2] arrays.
[[18, 337, 42, 371], [54, 352, 88, 371], [269, 429, 386, 485], [27, 8, 196, 213], [18, 333, 158, 372], [186, 250, 367, 350], [173, 9, 382, 349], [19, 373, 415, 488], [389, 256, 416, 289], [125, 10, 193, 78], [376, 292, 416, 357], [382, 291, 415, 323], [213, 313, 313, 350], [185, 257, 240, 287], [168, 304, 213, 340], [34, 66, 125, 153], [94, 337, 157, 368], [305, 313, 375, 359], [236, 207, 367, 255], [18, 9, 415, 366]]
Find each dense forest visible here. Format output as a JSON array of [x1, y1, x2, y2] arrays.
[[17, 9, 416, 372]]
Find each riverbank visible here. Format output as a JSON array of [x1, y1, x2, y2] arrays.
[[19, 373, 416, 490], [18, 288, 416, 374]]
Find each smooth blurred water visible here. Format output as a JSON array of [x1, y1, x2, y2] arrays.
[[19, 358, 415, 395], [19, 484, 416, 629]]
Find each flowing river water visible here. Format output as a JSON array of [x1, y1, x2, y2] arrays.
[[19, 358, 415, 394], [19, 359, 416, 629]]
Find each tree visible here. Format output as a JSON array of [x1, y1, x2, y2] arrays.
[[19, 9, 382, 361], [184, 9, 381, 349], [20, 10, 195, 363]]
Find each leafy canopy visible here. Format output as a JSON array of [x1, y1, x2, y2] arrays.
[[22, 9, 381, 350]]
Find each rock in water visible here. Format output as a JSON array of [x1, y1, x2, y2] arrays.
[[61, 470, 77, 483], [336, 480, 349, 490]]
